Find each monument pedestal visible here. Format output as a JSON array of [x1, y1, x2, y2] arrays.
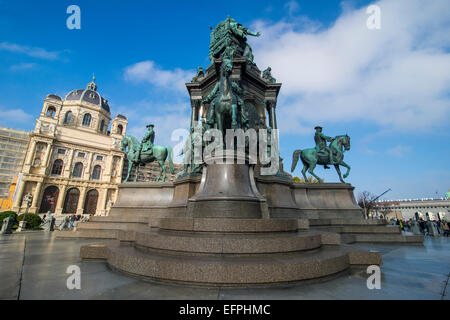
[[187, 154, 269, 219]]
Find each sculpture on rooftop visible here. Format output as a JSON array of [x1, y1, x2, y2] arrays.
[[262, 67, 276, 83]]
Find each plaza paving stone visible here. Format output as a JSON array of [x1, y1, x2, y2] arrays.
[[0, 232, 448, 300]]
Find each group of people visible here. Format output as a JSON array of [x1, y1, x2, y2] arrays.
[[390, 218, 450, 236], [58, 214, 91, 231]]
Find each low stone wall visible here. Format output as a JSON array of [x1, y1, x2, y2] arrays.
[[110, 175, 363, 220]]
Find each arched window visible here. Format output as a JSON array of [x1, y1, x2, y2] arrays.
[[63, 188, 80, 214], [72, 162, 83, 178], [63, 111, 72, 124], [51, 159, 63, 175], [91, 165, 101, 180], [46, 106, 56, 118], [82, 113, 92, 126], [100, 119, 105, 133], [84, 189, 99, 214], [39, 186, 59, 213], [117, 124, 123, 135]]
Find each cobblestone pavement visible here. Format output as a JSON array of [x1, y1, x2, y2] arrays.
[[0, 232, 448, 300]]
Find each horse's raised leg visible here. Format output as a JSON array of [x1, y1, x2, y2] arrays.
[[307, 162, 324, 183], [340, 161, 351, 179], [334, 164, 345, 183]]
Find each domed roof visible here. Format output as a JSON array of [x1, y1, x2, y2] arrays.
[[46, 94, 62, 101], [116, 114, 127, 120], [64, 74, 110, 113]]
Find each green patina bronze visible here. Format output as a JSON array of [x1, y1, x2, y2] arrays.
[[120, 125, 174, 182], [179, 120, 207, 177], [209, 16, 260, 63], [203, 48, 248, 133], [291, 127, 351, 183]]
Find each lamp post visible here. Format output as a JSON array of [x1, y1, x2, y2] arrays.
[[17, 193, 33, 232]]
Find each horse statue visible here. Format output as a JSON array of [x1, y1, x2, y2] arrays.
[[291, 135, 351, 183], [120, 135, 174, 182], [204, 57, 241, 133]]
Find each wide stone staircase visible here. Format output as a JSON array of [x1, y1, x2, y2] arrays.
[[79, 217, 381, 286], [309, 218, 424, 243]]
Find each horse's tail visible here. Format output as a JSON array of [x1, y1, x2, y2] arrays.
[[167, 146, 175, 174], [291, 149, 302, 172]]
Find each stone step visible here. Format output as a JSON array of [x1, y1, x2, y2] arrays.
[[55, 229, 118, 239], [151, 217, 299, 233], [76, 222, 148, 231], [91, 241, 379, 285], [313, 225, 401, 234], [309, 219, 386, 226], [341, 233, 424, 244], [89, 216, 148, 223], [132, 229, 323, 254]]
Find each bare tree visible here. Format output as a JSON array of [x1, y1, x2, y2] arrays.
[[357, 191, 377, 219]]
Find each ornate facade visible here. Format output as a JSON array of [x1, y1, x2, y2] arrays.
[[371, 198, 449, 221], [12, 77, 128, 215]]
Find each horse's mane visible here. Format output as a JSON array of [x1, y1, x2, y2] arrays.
[[123, 135, 140, 151], [332, 135, 348, 141]]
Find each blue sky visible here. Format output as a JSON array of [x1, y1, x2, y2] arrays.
[[0, 0, 449, 200]]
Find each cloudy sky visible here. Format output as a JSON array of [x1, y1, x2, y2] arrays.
[[0, 0, 448, 200]]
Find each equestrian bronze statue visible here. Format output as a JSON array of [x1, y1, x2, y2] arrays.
[[291, 127, 351, 183], [120, 124, 174, 182]]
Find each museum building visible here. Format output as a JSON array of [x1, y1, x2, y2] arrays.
[[12, 76, 128, 215]]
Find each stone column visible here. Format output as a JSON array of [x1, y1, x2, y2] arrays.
[[190, 99, 201, 128], [55, 185, 67, 214], [116, 155, 125, 183], [85, 153, 94, 180], [76, 187, 87, 214], [30, 182, 42, 212], [105, 155, 114, 182], [24, 140, 37, 166], [12, 179, 26, 212], [98, 188, 108, 215], [267, 100, 277, 129], [41, 142, 54, 175], [64, 149, 74, 178]]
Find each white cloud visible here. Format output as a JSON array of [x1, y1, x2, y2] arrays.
[[0, 107, 33, 126], [124, 60, 194, 93], [386, 145, 411, 157], [250, 0, 450, 134], [9, 63, 36, 71], [0, 42, 62, 60], [284, 1, 300, 16], [115, 100, 190, 153]]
